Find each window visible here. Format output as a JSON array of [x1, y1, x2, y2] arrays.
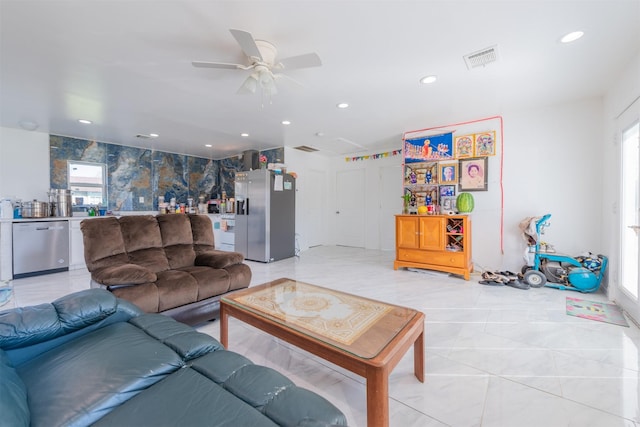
[[68, 161, 106, 208]]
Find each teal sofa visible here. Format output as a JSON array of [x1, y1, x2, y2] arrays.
[[0, 289, 347, 427]]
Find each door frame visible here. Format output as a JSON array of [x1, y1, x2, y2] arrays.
[[613, 97, 640, 323]]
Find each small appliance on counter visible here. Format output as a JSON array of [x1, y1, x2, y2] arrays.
[[1, 198, 14, 219]]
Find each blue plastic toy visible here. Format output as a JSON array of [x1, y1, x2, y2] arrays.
[[521, 214, 607, 293]]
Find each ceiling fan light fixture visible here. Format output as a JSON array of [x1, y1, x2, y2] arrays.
[[240, 74, 258, 93]]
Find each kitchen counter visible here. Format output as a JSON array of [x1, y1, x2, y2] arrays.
[[0, 212, 228, 281]]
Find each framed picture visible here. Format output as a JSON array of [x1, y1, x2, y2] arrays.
[[454, 134, 474, 158], [439, 163, 458, 184], [404, 132, 454, 162], [474, 131, 496, 157], [440, 196, 457, 212], [459, 157, 488, 191], [439, 185, 456, 198]]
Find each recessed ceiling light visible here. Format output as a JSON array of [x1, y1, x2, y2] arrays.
[[240, 133, 249, 137], [560, 31, 584, 43], [337, 103, 349, 109], [420, 75, 437, 84], [149, 133, 159, 138], [282, 120, 291, 125], [78, 119, 92, 124], [205, 144, 212, 148]]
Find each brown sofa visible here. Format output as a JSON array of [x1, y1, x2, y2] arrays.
[[80, 214, 251, 325]]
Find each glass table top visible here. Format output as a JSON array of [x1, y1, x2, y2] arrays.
[[222, 278, 419, 359]]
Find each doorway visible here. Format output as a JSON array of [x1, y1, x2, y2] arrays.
[[379, 165, 401, 250], [616, 98, 640, 322], [305, 169, 326, 248], [335, 169, 365, 247]]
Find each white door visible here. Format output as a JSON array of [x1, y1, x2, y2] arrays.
[[616, 98, 640, 322], [379, 165, 401, 250], [335, 169, 365, 247], [305, 169, 326, 247]]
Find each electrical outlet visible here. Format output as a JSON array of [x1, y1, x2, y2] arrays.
[[139, 197, 144, 203]]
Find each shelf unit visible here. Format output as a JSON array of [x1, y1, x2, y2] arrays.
[[394, 214, 472, 280]]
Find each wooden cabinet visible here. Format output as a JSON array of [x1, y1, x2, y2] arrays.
[[394, 214, 472, 280]]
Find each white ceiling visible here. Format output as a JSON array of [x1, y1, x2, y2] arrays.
[[1, 1, 639, 159]]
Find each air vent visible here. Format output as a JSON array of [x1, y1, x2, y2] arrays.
[[463, 45, 499, 69], [294, 145, 319, 152]]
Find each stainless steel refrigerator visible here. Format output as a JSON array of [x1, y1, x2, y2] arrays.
[[234, 169, 296, 262]]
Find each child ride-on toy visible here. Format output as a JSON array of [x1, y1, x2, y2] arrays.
[[520, 214, 607, 293]]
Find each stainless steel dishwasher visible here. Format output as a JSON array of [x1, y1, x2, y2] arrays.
[[13, 221, 69, 279]]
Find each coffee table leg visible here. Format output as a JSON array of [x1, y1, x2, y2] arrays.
[[220, 303, 229, 348], [366, 367, 389, 427], [414, 327, 425, 382]]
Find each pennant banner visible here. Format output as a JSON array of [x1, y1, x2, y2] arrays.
[[345, 149, 402, 162]]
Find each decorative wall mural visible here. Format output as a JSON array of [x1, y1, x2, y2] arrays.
[[49, 135, 284, 211]]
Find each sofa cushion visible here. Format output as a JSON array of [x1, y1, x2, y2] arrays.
[[128, 314, 223, 360], [110, 282, 160, 313], [80, 217, 129, 270], [91, 264, 157, 285], [92, 367, 280, 427], [189, 213, 216, 252], [158, 214, 197, 269], [17, 321, 184, 427], [0, 350, 29, 427], [196, 250, 244, 269], [178, 266, 230, 300], [155, 270, 199, 311], [120, 216, 171, 273], [0, 289, 117, 350]]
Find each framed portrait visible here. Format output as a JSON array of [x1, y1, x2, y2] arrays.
[[440, 196, 457, 212], [439, 185, 456, 198], [439, 162, 458, 184], [474, 131, 496, 157], [459, 157, 488, 191], [454, 134, 474, 159]]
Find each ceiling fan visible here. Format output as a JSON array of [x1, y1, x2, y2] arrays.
[[192, 29, 322, 96]]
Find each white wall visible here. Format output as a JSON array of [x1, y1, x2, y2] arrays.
[[500, 98, 605, 271], [602, 52, 640, 297], [0, 85, 620, 276], [0, 127, 50, 201], [316, 101, 604, 274]]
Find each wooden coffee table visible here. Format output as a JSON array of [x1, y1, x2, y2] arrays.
[[220, 278, 425, 427]]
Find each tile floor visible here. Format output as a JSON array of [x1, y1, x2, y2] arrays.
[[5, 246, 640, 427]]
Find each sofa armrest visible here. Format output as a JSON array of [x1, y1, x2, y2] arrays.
[[91, 264, 157, 286], [195, 250, 244, 269], [0, 289, 143, 365]]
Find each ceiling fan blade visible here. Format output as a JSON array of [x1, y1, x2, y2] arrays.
[[192, 61, 246, 70], [274, 73, 304, 89], [277, 53, 322, 70], [229, 29, 262, 61]]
